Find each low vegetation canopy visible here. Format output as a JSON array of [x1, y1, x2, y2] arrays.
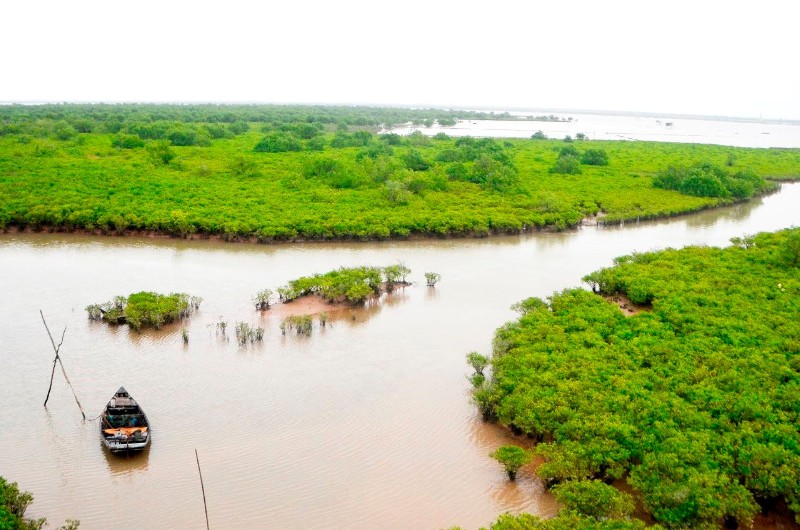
[[474, 228, 800, 529], [0, 476, 78, 529], [86, 291, 201, 330], [1, 104, 798, 241], [277, 264, 410, 304]]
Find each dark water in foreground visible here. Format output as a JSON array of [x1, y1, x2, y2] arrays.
[[2, 183, 800, 529]]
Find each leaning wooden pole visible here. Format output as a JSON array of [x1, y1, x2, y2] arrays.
[[41, 310, 86, 420], [196, 449, 210, 530], [42, 328, 64, 408]]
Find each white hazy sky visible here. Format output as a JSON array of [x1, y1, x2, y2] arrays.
[[3, 0, 799, 119]]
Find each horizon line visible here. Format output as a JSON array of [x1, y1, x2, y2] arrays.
[[0, 100, 797, 124]]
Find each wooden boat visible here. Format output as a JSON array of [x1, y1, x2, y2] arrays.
[[100, 387, 150, 452]]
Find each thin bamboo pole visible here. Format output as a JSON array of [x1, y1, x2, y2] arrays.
[[196, 449, 210, 530], [41, 310, 86, 420]]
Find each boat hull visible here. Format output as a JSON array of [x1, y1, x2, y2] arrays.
[[100, 387, 151, 454], [102, 437, 150, 453]]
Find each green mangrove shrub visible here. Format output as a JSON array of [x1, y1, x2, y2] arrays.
[[490, 445, 532, 480], [580, 148, 609, 166], [551, 480, 635, 520], [87, 292, 201, 330], [550, 146, 582, 174], [653, 162, 770, 199], [208, 318, 228, 338], [479, 512, 652, 529], [234, 322, 264, 345], [253, 289, 274, 310], [0, 476, 79, 530], [281, 315, 313, 336], [424, 272, 441, 287], [479, 228, 800, 528], [277, 265, 411, 304], [466, 351, 489, 375]]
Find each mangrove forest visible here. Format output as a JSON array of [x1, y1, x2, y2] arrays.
[[1, 104, 799, 241], [472, 228, 800, 529]]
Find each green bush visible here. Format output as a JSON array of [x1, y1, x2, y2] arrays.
[[167, 126, 201, 146], [111, 134, 144, 149], [490, 445, 532, 480], [277, 265, 409, 304], [653, 162, 770, 199], [485, 512, 651, 529], [87, 292, 201, 330], [581, 149, 609, 166], [146, 140, 176, 165], [402, 149, 430, 171], [552, 480, 634, 519], [550, 155, 582, 175], [254, 132, 303, 153], [0, 476, 71, 529]]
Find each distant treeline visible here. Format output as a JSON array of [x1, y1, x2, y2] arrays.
[[0, 103, 521, 131], [0, 104, 798, 242]]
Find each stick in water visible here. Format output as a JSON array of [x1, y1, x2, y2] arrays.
[[41, 310, 86, 420], [196, 449, 210, 530], [43, 325, 65, 408]]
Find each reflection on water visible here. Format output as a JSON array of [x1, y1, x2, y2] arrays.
[[1, 183, 800, 529], [466, 413, 558, 516], [425, 285, 439, 301], [102, 444, 150, 476]]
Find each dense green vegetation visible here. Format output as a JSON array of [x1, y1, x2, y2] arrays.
[[653, 162, 772, 199], [452, 479, 651, 529], [277, 264, 410, 304], [472, 512, 652, 530], [551, 480, 635, 521], [86, 291, 201, 330], [490, 445, 532, 480], [472, 228, 800, 529], [0, 103, 526, 133], [1, 105, 798, 241], [0, 476, 78, 529]]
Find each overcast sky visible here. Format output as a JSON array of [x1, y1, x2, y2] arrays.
[[3, 0, 798, 119]]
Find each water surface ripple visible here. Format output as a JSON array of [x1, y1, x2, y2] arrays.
[[1, 183, 799, 529]]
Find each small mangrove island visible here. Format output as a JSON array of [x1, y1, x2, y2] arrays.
[[1, 104, 799, 242], [86, 291, 202, 330], [469, 228, 800, 529], [275, 264, 411, 305]]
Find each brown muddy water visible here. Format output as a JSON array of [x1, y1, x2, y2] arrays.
[[2, 183, 800, 530]]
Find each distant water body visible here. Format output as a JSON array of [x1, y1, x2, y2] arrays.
[[389, 112, 800, 148]]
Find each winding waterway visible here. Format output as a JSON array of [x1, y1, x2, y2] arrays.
[[2, 183, 800, 529]]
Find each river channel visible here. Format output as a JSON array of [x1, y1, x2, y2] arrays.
[[2, 183, 800, 529]]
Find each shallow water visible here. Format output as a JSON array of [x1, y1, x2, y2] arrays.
[[390, 112, 800, 148], [2, 183, 800, 529]]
